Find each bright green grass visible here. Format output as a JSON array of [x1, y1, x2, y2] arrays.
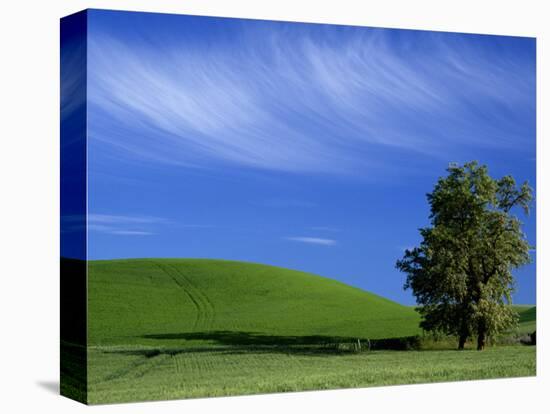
[[88, 258, 421, 346], [87, 345, 535, 404], [86, 259, 536, 404], [513, 306, 536, 334]]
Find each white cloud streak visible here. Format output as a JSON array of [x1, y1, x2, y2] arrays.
[[87, 213, 164, 236], [87, 214, 166, 224], [285, 236, 337, 246], [87, 19, 535, 175], [110, 230, 154, 236], [63, 213, 212, 236]]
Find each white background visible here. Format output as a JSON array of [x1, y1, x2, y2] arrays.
[[0, 0, 547, 412]]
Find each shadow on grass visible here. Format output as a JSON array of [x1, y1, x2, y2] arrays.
[[144, 331, 357, 346], [101, 331, 421, 359], [146, 331, 420, 350]]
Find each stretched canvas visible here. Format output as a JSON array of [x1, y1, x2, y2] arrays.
[[60, 9, 537, 405]]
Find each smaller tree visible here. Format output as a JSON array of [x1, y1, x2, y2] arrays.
[[396, 161, 532, 350]]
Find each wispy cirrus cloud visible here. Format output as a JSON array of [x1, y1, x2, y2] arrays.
[[284, 236, 337, 246], [85, 214, 164, 236], [109, 230, 154, 236], [63, 214, 214, 236], [87, 16, 535, 175], [87, 214, 166, 225]]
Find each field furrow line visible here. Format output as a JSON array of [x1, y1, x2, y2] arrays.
[[153, 262, 203, 330], [166, 263, 216, 329], [172, 354, 182, 376], [100, 353, 167, 383]]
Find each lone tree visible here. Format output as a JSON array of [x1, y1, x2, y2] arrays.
[[396, 161, 532, 350]]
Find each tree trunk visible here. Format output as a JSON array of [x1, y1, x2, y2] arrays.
[[458, 334, 467, 350], [477, 331, 486, 351]]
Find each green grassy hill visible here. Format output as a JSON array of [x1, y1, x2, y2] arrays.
[[513, 305, 536, 333], [82, 258, 536, 403], [88, 258, 421, 346]]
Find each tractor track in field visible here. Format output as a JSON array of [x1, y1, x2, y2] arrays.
[[172, 353, 182, 376], [153, 262, 201, 330], [99, 353, 169, 383], [153, 261, 215, 330], [167, 263, 217, 327]]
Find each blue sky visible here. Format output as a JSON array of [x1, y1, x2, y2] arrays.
[[83, 10, 536, 305]]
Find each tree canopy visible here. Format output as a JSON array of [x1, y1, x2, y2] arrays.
[[396, 161, 532, 350]]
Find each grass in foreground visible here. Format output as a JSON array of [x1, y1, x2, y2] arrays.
[[82, 258, 536, 404], [87, 345, 535, 404]]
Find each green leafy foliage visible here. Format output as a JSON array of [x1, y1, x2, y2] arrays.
[[396, 161, 533, 350]]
